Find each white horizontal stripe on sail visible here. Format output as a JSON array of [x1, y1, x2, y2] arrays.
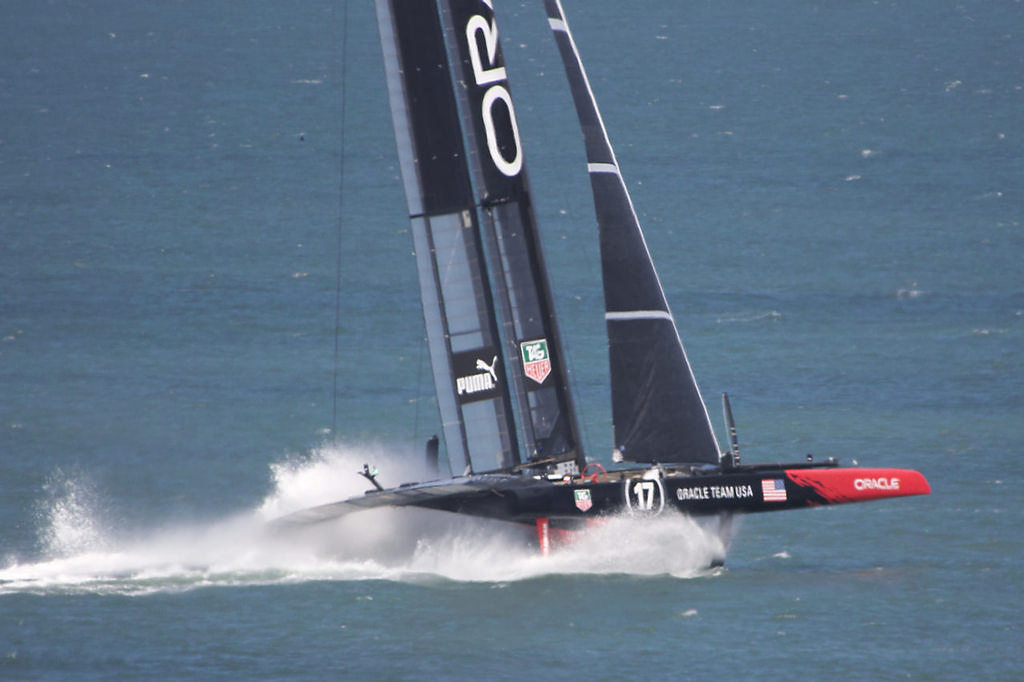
[[605, 310, 674, 322], [587, 162, 619, 175], [548, 18, 568, 33]]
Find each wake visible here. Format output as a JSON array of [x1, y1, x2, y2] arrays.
[[0, 444, 730, 595]]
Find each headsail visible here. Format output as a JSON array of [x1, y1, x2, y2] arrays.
[[375, 0, 583, 473], [544, 0, 721, 465]]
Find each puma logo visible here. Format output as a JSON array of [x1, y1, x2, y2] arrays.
[[476, 356, 498, 382]]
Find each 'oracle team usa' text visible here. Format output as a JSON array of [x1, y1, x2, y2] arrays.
[[676, 484, 755, 501]]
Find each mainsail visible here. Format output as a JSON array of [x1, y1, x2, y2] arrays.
[[375, 0, 583, 473], [544, 0, 721, 465]]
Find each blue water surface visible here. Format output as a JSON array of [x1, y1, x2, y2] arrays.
[[2, 1, 1021, 680]]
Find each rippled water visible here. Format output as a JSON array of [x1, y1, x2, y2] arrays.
[[2, 0, 1020, 679]]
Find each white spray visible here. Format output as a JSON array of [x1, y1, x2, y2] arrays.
[[0, 444, 730, 594]]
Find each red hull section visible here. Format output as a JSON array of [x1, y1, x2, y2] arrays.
[[785, 467, 930, 505]]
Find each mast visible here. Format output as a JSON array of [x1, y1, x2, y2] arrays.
[[544, 0, 721, 465]]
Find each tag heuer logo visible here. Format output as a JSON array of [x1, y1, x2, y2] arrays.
[[574, 489, 593, 512], [520, 338, 552, 384]]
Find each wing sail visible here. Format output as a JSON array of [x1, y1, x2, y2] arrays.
[[376, 0, 520, 472], [443, 0, 585, 471]]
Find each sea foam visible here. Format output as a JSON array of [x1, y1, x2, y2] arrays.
[[1, 444, 728, 594]]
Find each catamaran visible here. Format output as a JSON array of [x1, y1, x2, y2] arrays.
[[274, 0, 929, 554]]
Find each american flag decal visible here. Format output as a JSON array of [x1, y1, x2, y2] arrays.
[[762, 478, 788, 502]]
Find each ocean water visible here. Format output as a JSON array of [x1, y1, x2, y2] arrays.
[[2, 0, 1021, 679]]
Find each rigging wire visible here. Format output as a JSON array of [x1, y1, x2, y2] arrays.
[[331, 0, 351, 437], [412, 331, 424, 454]]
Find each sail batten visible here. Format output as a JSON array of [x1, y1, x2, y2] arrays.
[[545, 0, 721, 465], [606, 310, 674, 322]]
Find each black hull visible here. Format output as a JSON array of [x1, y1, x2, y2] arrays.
[[273, 462, 930, 533], [407, 465, 929, 525]]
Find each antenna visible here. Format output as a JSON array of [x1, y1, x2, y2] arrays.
[[721, 393, 740, 467]]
